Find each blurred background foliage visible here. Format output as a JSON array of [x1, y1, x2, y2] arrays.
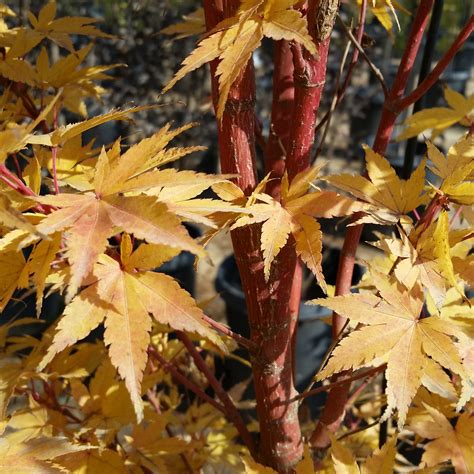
[[5, 0, 474, 172]]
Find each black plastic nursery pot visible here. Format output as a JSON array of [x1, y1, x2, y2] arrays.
[[215, 250, 364, 410]]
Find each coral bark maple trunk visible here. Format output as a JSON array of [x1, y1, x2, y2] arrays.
[[203, 2, 303, 471]]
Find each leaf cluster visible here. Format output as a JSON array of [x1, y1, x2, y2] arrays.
[[0, 1, 472, 473]]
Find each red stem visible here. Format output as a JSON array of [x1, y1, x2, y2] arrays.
[[201, 313, 257, 352], [147, 346, 226, 413], [313, 0, 368, 136], [287, 39, 330, 180], [294, 364, 386, 402], [203, 2, 307, 469], [395, 15, 474, 112], [12, 154, 23, 180], [311, 0, 436, 450], [449, 206, 463, 229], [0, 164, 36, 197], [177, 332, 257, 458], [265, 40, 295, 199]]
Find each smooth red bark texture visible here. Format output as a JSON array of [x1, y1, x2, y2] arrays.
[[395, 14, 474, 112], [265, 40, 295, 200], [286, 39, 330, 180], [204, 2, 303, 470]]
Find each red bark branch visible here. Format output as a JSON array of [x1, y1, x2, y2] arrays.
[[201, 313, 258, 352], [287, 38, 331, 180], [294, 364, 386, 402], [395, 15, 474, 112], [203, 2, 303, 469], [177, 332, 257, 458], [265, 40, 295, 199], [310, 0, 436, 450], [147, 346, 225, 413]]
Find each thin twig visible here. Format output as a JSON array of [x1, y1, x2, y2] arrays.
[[176, 332, 257, 458], [313, 0, 368, 136], [201, 313, 257, 352], [449, 205, 463, 229], [294, 364, 386, 403], [12, 154, 23, 180], [147, 346, 225, 414], [346, 371, 380, 405], [337, 419, 381, 441], [312, 39, 351, 161], [336, 15, 389, 98]]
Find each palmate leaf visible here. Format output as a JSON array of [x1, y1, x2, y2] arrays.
[[56, 449, 127, 474], [27, 1, 112, 52], [0, 249, 28, 311], [426, 137, 474, 206], [164, 0, 315, 118], [325, 145, 426, 224], [232, 168, 366, 283], [29, 104, 154, 147], [410, 405, 474, 473], [39, 240, 224, 421], [374, 221, 461, 307], [397, 87, 474, 141], [0, 434, 92, 473], [32, 127, 206, 301], [330, 434, 397, 474], [312, 273, 467, 428], [161, 8, 206, 39]]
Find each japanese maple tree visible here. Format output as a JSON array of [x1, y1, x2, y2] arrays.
[[0, 1, 472, 473]]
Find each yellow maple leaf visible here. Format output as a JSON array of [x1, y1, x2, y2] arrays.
[[0, 194, 38, 234], [243, 455, 277, 472], [33, 135, 98, 191], [161, 8, 206, 39], [325, 145, 427, 224], [38, 241, 223, 421], [0, 434, 92, 473], [69, 356, 135, 428], [27, 1, 112, 52], [330, 434, 360, 474], [330, 433, 397, 474], [312, 273, 466, 428], [33, 130, 205, 301], [373, 217, 468, 307], [361, 435, 397, 473], [410, 405, 474, 473], [397, 87, 474, 141], [56, 448, 127, 474], [232, 167, 365, 282], [0, 248, 28, 311], [30, 104, 154, 147], [359, 0, 410, 33], [34, 44, 120, 117], [26, 233, 62, 315], [164, 0, 316, 118], [426, 137, 474, 206], [433, 211, 465, 298]]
